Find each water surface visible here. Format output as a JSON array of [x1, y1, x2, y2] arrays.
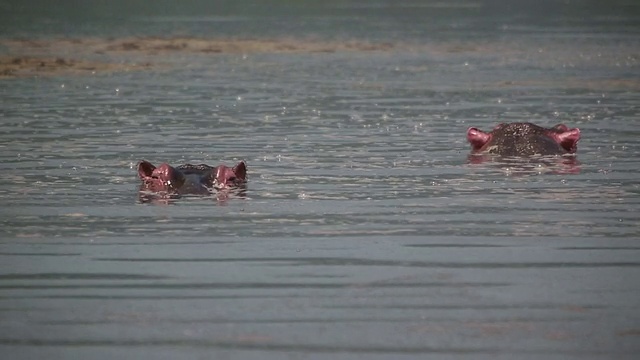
[[1, 1, 639, 359]]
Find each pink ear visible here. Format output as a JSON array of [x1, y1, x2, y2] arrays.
[[233, 161, 247, 181], [555, 127, 581, 153], [138, 160, 156, 179], [467, 127, 491, 151]]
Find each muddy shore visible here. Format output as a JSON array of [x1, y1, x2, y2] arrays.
[[0, 37, 396, 79], [2, 37, 637, 92]]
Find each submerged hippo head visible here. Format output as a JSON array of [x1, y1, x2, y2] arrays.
[[467, 122, 580, 157], [137, 160, 185, 193], [137, 160, 247, 195]]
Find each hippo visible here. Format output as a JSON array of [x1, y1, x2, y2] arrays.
[[467, 122, 580, 157], [137, 160, 247, 195]]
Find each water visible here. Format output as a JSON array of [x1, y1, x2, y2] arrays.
[[1, 1, 640, 359]]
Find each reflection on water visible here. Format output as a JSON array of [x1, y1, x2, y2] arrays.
[[467, 154, 581, 175], [137, 186, 247, 205], [1, 0, 640, 359]]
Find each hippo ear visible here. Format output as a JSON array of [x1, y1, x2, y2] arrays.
[[555, 127, 581, 153], [467, 127, 491, 151], [233, 161, 247, 181], [138, 160, 156, 179]]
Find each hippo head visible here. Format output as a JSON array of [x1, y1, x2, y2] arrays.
[[137, 160, 185, 193], [467, 122, 581, 157], [213, 161, 247, 189]]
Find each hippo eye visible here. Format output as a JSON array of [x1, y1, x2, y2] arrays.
[[227, 176, 236, 182]]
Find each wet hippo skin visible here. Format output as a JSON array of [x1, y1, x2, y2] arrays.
[[137, 160, 247, 194], [467, 122, 581, 157]]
